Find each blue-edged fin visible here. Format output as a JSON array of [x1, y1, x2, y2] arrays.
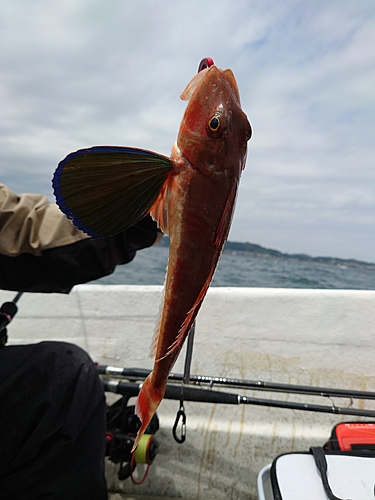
[[52, 146, 173, 238]]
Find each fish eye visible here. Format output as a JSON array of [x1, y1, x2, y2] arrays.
[[208, 114, 221, 133]]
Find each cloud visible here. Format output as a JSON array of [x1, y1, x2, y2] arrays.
[[0, 0, 374, 261]]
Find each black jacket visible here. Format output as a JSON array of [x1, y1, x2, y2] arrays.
[[0, 183, 161, 293]]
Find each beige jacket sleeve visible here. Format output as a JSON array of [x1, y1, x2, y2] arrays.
[[0, 183, 88, 257]]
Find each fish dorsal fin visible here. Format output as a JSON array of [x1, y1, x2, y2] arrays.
[[52, 146, 173, 238]]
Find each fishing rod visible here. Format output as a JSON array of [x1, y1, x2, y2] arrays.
[[99, 311, 375, 422], [101, 377, 375, 418], [98, 365, 375, 401]]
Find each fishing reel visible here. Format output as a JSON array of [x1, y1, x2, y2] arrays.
[[105, 398, 159, 482]]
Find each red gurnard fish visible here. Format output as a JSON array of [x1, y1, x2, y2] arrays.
[[52, 60, 251, 450]]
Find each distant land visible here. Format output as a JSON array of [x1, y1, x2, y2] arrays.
[[157, 237, 375, 270]]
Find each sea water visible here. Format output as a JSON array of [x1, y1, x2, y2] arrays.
[[93, 244, 375, 290]]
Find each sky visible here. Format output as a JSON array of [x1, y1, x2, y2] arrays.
[[1, 0, 374, 262]]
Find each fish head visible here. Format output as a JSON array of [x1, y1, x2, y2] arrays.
[[177, 65, 252, 176]]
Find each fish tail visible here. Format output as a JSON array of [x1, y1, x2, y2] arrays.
[[132, 373, 166, 452]]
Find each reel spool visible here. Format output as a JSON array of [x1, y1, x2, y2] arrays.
[[105, 400, 159, 482], [134, 433, 159, 465]]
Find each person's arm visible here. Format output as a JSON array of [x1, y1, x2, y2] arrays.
[[0, 183, 162, 293]]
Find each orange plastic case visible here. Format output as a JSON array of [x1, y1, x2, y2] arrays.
[[325, 422, 375, 451]]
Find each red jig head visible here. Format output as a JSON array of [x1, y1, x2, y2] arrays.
[[197, 57, 214, 73]]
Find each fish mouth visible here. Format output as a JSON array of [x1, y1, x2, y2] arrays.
[[180, 66, 241, 105], [180, 67, 210, 101]]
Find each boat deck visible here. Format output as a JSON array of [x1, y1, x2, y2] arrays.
[[4, 285, 375, 500], [109, 496, 186, 500]]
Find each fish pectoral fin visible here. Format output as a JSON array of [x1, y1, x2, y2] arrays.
[[52, 146, 174, 238]]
